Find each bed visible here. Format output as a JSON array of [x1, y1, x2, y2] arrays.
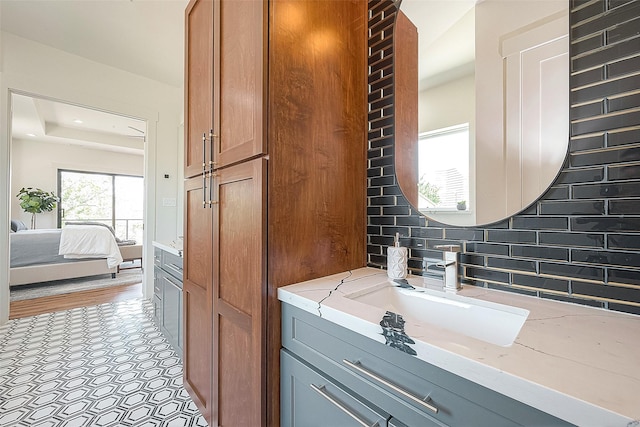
[[9, 220, 142, 287]]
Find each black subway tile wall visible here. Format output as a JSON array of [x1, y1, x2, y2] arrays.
[[366, 0, 640, 315]]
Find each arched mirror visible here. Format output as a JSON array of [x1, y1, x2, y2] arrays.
[[394, 0, 570, 226]]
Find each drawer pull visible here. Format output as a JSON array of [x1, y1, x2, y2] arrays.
[[310, 383, 380, 427], [342, 359, 439, 414]]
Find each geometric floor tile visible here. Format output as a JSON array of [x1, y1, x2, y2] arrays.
[[0, 299, 207, 427]]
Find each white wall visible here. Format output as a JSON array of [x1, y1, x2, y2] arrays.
[[10, 138, 144, 229], [419, 73, 474, 134], [418, 74, 477, 226], [0, 31, 183, 324]]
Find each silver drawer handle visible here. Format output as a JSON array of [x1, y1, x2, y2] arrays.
[[342, 359, 439, 414], [310, 383, 380, 427]]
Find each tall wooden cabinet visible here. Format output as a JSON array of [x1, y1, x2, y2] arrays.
[[183, 0, 367, 425]]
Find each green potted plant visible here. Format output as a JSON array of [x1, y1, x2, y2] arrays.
[[456, 200, 467, 211], [16, 187, 59, 229]]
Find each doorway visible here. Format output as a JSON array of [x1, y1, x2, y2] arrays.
[[8, 92, 147, 316]]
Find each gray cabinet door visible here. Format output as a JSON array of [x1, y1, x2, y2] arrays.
[[281, 350, 390, 427], [162, 273, 183, 357], [153, 247, 184, 359], [153, 295, 162, 325], [153, 267, 164, 324]]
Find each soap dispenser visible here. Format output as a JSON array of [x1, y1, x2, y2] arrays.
[[387, 233, 408, 279]]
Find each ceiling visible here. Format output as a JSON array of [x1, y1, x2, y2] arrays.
[[11, 93, 148, 155], [0, 0, 188, 88], [1, 0, 188, 154]]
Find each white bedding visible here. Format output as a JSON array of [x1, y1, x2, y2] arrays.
[[58, 225, 123, 268]]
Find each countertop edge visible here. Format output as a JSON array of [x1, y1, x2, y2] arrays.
[[152, 241, 182, 257]]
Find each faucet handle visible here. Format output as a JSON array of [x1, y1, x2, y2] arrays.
[[433, 244, 460, 253]]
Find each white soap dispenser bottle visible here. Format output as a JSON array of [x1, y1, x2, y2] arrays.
[[387, 232, 408, 279]]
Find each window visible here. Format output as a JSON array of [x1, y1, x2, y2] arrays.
[[418, 124, 470, 211], [57, 170, 144, 243]]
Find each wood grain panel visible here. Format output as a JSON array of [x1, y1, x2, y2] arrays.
[[185, 0, 214, 178], [217, 299, 251, 332], [394, 11, 419, 207], [214, 0, 266, 168], [217, 315, 255, 427], [267, 0, 367, 286], [266, 1, 368, 424], [183, 282, 212, 423], [183, 176, 213, 424], [213, 158, 266, 427], [184, 177, 212, 291], [218, 174, 256, 315]]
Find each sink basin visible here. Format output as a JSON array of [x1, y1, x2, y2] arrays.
[[346, 284, 529, 347]]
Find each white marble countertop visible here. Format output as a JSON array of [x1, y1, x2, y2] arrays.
[[278, 267, 640, 427], [152, 240, 182, 257]]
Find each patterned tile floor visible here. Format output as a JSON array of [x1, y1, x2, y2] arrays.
[[0, 299, 207, 427]]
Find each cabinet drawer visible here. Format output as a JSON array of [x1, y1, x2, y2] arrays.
[[282, 304, 569, 427], [154, 247, 162, 267], [153, 268, 163, 298], [281, 349, 390, 427], [161, 251, 183, 282]]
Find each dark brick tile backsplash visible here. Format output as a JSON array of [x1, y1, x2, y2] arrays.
[[366, 0, 640, 315]]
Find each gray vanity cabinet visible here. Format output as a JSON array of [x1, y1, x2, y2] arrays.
[[281, 303, 572, 427], [153, 246, 183, 358]]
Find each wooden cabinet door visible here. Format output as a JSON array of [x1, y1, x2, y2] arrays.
[[212, 158, 266, 426], [183, 176, 214, 423], [213, 0, 266, 169], [394, 11, 419, 208], [185, 0, 214, 178]]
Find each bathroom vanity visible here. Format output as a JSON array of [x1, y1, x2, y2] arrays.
[[279, 268, 640, 427], [152, 241, 183, 358]]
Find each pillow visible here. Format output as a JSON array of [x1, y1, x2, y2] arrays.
[[10, 219, 28, 232]]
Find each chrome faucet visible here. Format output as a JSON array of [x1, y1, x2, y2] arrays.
[[434, 244, 461, 292]]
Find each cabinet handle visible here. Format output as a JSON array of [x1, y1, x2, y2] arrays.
[[209, 129, 217, 168], [209, 169, 214, 208], [310, 384, 380, 427], [202, 132, 207, 169], [202, 167, 207, 208], [342, 359, 439, 414], [202, 132, 207, 208]]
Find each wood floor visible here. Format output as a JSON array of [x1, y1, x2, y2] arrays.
[[9, 282, 143, 320]]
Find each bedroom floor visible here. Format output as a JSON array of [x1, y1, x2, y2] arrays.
[[0, 298, 207, 427]]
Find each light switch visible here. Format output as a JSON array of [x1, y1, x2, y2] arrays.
[[162, 197, 177, 207]]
